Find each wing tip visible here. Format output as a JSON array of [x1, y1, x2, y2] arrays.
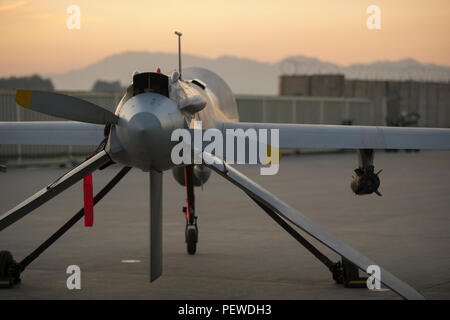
[[15, 89, 32, 109]]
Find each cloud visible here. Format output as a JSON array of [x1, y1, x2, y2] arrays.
[[0, 1, 28, 12]]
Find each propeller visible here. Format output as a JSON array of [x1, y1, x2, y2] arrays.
[[15, 90, 119, 125]]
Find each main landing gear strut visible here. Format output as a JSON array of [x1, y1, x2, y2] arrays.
[[0, 166, 131, 288], [183, 165, 198, 255], [249, 195, 368, 288]]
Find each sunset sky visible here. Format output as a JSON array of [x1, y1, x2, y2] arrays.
[[0, 0, 449, 77]]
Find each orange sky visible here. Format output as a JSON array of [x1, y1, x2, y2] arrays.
[[0, 0, 449, 77]]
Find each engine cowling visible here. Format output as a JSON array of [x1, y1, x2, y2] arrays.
[[350, 165, 382, 196], [172, 165, 212, 187]]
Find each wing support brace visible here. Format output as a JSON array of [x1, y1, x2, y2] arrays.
[[202, 150, 425, 300], [0, 150, 111, 232], [249, 193, 369, 287], [249, 194, 335, 273], [0, 166, 131, 288]]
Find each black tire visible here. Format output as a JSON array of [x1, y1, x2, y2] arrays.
[[186, 229, 197, 255], [0, 251, 13, 277]]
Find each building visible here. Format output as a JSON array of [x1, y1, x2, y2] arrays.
[[279, 75, 450, 127]]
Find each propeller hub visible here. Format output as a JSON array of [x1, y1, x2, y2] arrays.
[[107, 92, 185, 171]]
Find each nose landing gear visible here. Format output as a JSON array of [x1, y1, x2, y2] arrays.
[[183, 166, 198, 255], [185, 221, 198, 255]]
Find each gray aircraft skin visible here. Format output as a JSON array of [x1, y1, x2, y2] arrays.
[[106, 67, 240, 172], [1, 34, 450, 299]]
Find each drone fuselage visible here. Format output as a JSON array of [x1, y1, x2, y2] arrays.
[[106, 68, 240, 172]]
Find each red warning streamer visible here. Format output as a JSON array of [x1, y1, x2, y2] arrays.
[[83, 173, 94, 227]]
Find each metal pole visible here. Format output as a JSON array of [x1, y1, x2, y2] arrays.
[[175, 31, 182, 78]]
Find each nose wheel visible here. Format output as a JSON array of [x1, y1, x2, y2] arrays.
[[183, 166, 198, 255], [185, 223, 198, 255]]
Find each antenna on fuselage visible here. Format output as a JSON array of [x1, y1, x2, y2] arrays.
[[174, 31, 183, 79]]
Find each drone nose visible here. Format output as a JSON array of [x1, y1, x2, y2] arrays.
[[110, 92, 185, 171], [128, 112, 160, 141]]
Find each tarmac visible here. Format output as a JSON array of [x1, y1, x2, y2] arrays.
[[0, 150, 449, 300]]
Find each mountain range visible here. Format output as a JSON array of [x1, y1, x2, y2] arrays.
[[48, 52, 450, 94]]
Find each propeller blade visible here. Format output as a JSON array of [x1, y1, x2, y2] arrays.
[[149, 170, 163, 282], [15, 90, 119, 125], [0, 150, 112, 231]]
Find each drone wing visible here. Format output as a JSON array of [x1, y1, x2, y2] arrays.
[[223, 122, 450, 150], [0, 121, 104, 145]]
